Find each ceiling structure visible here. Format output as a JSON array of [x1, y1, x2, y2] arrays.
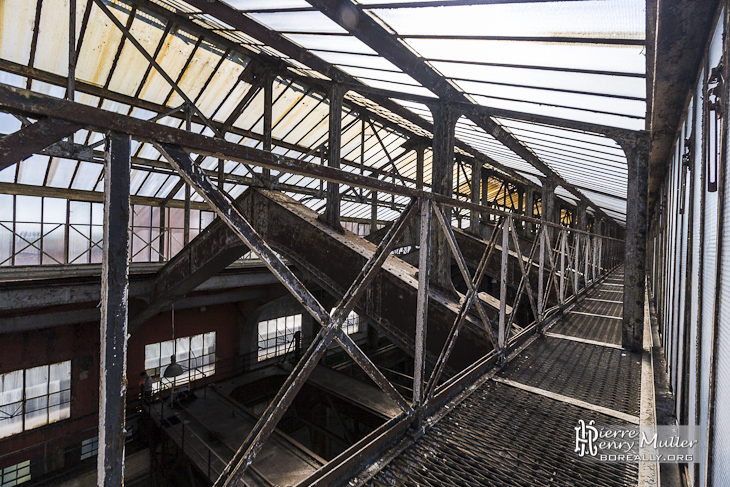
[[0, 0, 647, 226]]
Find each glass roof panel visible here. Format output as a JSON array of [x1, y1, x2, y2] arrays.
[[168, 40, 227, 107], [107, 16, 167, 97], [370, 0, 644, 39], [249, 11, 348, 34], [455, 79, 645, 117], [430, 61, 645, 99], [471, 94, 645, 130], [138, 28, 198, 105], [285, 34, 378, 55], [406, 39, 645, 74], [225, 0, 311, 9], [0, 0, 38, 66], [75, 2, 126, 87]]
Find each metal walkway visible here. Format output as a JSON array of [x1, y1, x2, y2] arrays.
[[366, 266, 641, 487]]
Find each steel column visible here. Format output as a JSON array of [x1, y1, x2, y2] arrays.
[[620, 137, 650, 352], [524, 186, 534, 234], [429, 102, 461, 292], [325, 84, 344, 229], [416, 144, 425, 190], [413, 198, 432, 407], [470, 159, 482, 235], [262, 69, 273, 186], [98, 132, 131, 487], [498, 216, 510, 349]]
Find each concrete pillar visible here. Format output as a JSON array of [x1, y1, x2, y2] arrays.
[[325, 84, 344, 230], [98, 132, 131, 487], [620, 136, 650, 352], [429, 102, 460, 292], [470, 160, 481, 235]]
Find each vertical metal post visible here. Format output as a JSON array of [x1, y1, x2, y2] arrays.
[[325, 84, 344, 229], [429, 102, 460, 292], [217, 158, 224, 189], [184, 184, 191, 246], [262, 70, 273, 186], [498, 216, 510, 349], [370, 191, 378, 233], [573, 233, 579, 295], [416, 144, 425, 190], [559, 229, 566, 305], [537, 225, 546, 325], [68, 0, 76, 102], [413, 198, 431, 407], [618, 139, 651, 353], [584, 235, 590, 287], [98, 132, 131, 487], [524, 187, 534, 234], [470, 160, 481, 235], [158, 203, 165, 262]]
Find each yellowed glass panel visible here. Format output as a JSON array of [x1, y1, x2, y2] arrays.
[[138, 29, 197, 105], [33, 0, 88, 77], [0, 0, 38, 65], [107, 14, 166, 96], [76, 2, 126, 86]]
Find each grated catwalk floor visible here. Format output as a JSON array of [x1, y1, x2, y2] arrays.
[[367, 266, 640, 487]]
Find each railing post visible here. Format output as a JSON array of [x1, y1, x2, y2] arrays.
[[537, 224, 545, 327], [413, 198, 432, 408], [584, 235, 590, 287], [498, 216, 511, 350], [559, 229, 566, 305]]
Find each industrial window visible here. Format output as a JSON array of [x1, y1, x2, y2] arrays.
[[0, 361, 72, 439], [258, 314, 302, 361], [1, 460, 30, 487], [335, 309, 361, 335], [80, 436, 99, 460], [144, 332, 216, 391]]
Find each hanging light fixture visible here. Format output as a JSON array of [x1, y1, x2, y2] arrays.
[[164, 303, 185, 378], [165, 304, 184, 407]]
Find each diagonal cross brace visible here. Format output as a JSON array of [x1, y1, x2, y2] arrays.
[[156, 141, 413, 487], [0, 118, 81, 171], [432, 203, 499, 348], [425, 210, 502, 400]]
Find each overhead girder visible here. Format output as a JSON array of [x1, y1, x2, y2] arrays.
[[303, 0, 628, 226]]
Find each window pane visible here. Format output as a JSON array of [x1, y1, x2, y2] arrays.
[[25, 366, 48, 399]]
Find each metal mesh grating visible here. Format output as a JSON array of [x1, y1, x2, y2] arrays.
[[499, 336, 642, 416], [550, 313, 623, 345], [572, 300, 623, 318], [367, 381, 638, 487]]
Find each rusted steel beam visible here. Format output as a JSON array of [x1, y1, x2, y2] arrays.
[[0, 118, 81, 171], [413, 198, 432, 407], [306, 0, 622, 225], [620, 139, 651, 352], [425, 214, 501, 399], [158, 142, 413, 485], [498, 216, 511, 349], [508, 218, 539, 321], [430, 102, 461, 292], [0, 84, 620, 241], [433, 203, 498, 348], [470, 159, 482, 235], [98, 132, 131, 487], [325, 84, 344, 229]]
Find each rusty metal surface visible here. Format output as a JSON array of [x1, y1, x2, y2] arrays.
[[498, 335, 642, 416], [0, 118, 81, 171], [366, 380, 638, 487], [246, 189, 495, 372]]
